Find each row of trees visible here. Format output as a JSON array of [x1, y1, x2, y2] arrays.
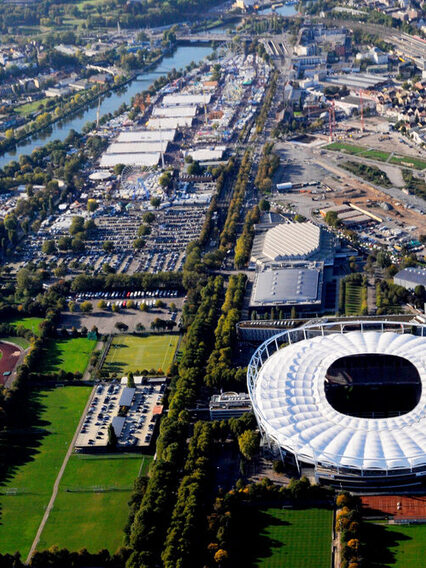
[[205, 274, 247, 389], [234, 205, 260, 269], [255, 71, 278, 135], [254, 143, 280, 194], [219, 151, 252, 250], [126, 277, 224, 568], [335, 493, 364, 568]]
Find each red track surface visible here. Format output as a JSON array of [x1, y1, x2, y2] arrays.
[[361, 495, 426, 520], [0, 341, 22, 385]]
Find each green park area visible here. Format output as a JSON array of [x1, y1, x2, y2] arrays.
[[344, 281, 363, 315], [0, 386, 90, 556], [1, 336, 30, 349], [104, 334, 179, 376], [38, 453, 152, 553], [365, 522, 426, 567], [5, 316, 44, 336], [253, 507, 332, 568], [41, 337, 97, 374], [16, 98, 49, 116], [326, 142, 426, 170]]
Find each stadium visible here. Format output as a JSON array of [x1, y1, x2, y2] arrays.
[[247, 320, 426, 489]]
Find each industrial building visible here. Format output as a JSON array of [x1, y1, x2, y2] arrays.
[[394, 267, 426, 290], [116, 130, 176, 143], [209, 392, 252, 419]]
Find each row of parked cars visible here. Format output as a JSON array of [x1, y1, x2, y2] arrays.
[[75, 289, 179, 301]]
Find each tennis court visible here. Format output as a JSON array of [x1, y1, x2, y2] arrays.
[[103, 334, 179, 376]]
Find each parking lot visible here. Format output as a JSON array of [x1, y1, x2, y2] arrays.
[[75, 381, 166, 451], [60, 296, 184, 334]]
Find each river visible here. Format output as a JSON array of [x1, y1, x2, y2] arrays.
[[0, 45, 212, 169]]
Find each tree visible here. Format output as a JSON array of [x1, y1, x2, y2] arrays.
[[42, 240, 57, 254], [115, 321, 128, 332], [133, 238, 145, 250], [238, 430, 259, 461], [107, 423, 117, 449], [142, 211, 155, 224], [259, 198, 270, 211], [58, 236, 72, 250], [325, 210, 339, 227], [68, 300, 76, 312], [98, 300, 106, 309], [150, 196, 161, 208], [71, 237, 85, 252], [127, 371, 135, 388], [138, 224, 151, 236], [87, 199, 98, 212], [158, 171, 172, 188], [214, 549, 228, 565], [103, 240, 114, 252], [80, 301, 93, 313], [69, 216, 85, 235]]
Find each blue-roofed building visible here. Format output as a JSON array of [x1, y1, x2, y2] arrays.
[[119, 387, 135, 407], [394, 267, 426, 291]]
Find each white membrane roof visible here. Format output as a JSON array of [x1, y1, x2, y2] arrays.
[[263, 223, 321, 261], [252, 331, 426, 471]]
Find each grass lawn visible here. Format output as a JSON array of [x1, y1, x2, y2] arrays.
[[104, 334, 179, 376], [365, 522, 426, 567], [345, 282, 363, 315], [0, 386, 90, 556], [1, 336, 30, 349], [254, 508, 332, 568], [5, 316, 44, 336], [38, 453, 152, 553], [390, 155, 426, 170], [41, 337, 97, 374], [364, 149, 391, 162], [16, 98, 49, 116], [326, 142, 367, 154]]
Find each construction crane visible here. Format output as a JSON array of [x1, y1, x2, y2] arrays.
[[359, 90, 364, 133]]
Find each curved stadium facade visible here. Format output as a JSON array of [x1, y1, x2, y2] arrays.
[[247, 321, 426, 489]]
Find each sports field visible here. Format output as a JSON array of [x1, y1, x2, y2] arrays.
[[41, 337, 97, 374], [104, 334, 179, 376], [5, 316, 44, 336], [39, 453, 152, 553], [345, 281, 363, 315], [365, 522, 426, 567], [254, 508, 332, 567], [0, 386, 90, 556]]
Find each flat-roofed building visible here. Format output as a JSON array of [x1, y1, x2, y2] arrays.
[[116, 130, 176, 143], [250, 264, 323, 312], [152, 106, 197, 118], [147, 116, 193, 129], [394, 267, 426, 290], [209, 392, 252, 419], [106, 141, 169, 154], [162, 93, 211, 106], [99, 153, 161, 168]]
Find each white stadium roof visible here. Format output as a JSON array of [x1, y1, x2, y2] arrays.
[[262, 223, 321, 261], [250, 330, 426, 472], [116, 130, 176, 143]]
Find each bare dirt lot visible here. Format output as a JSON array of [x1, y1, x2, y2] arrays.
[[59, 298, 183, 335]]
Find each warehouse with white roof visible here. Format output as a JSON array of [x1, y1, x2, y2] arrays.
[[152, 106, 198, 118], [162, 93, 211, 106], [147, 117, 193, 129], [116, 130, 176, 143]]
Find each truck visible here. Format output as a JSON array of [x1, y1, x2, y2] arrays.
[[276, 182, 293, 191]]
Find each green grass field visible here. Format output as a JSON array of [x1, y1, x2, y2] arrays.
[[345, 282, 363, 315], [390, 155, 426, 170], [16, 98, 49, 116], [104, 334, 179, 376], [1, 336, 30, 349], [326, 142, 367, 155], [38, 453, 152, 553], [366, 522, 426, 567], [364, 149, 391, 162], [41, 337, 97, 374], [0, 386, 90, 556], [254, 508, 332, 567], [5, 316, 44, 336]]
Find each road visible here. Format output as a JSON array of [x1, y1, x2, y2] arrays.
[[26, 385, 95, 563]]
